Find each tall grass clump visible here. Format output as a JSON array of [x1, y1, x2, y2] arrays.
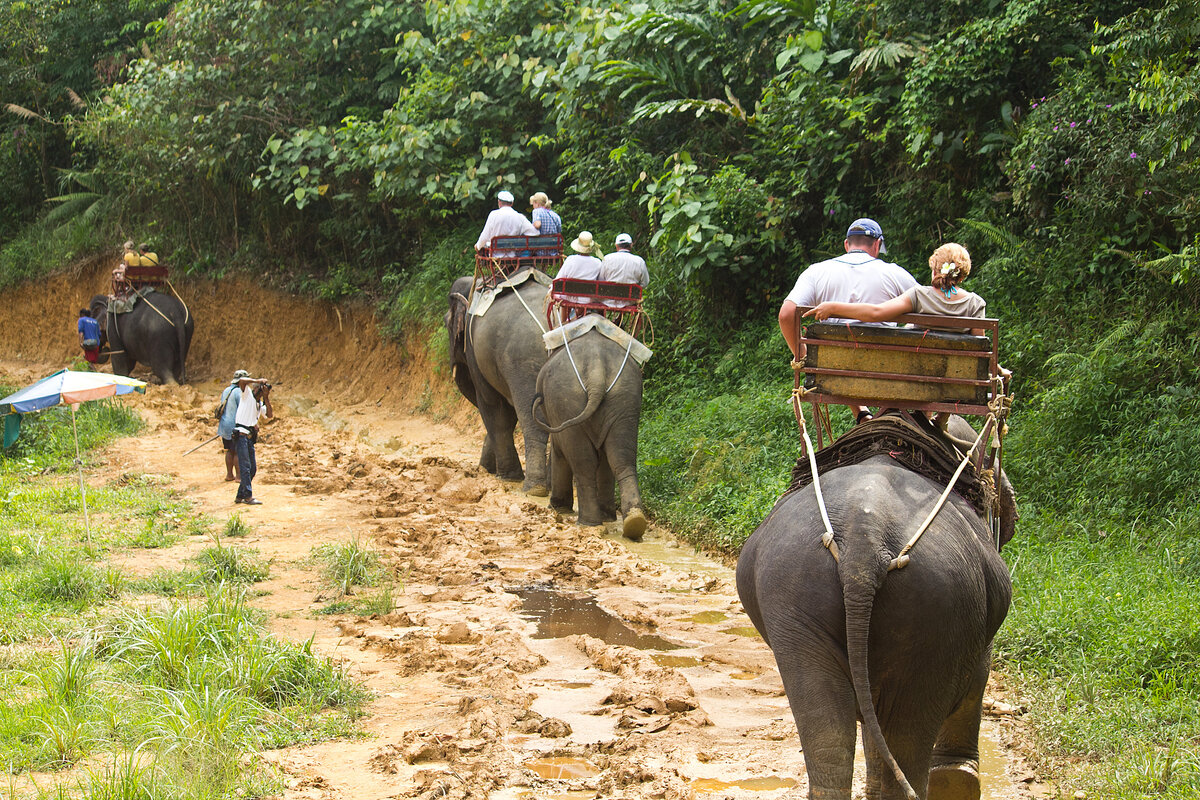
[[314, 539, 381, 595], [194, 538, 268, 584], [1, 398, 143, 472]]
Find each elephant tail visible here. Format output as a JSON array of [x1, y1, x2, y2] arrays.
[[842, 569, 920, 800], [533, 379, 605, 434]]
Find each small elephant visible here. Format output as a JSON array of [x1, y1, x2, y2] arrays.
[[533, 326, 647, 540], [89, 292, 194, 384], [446, 274, 551, 495], [736, 416, 1016, 800]]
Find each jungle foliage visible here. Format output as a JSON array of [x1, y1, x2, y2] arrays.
[[4, 1, 1200, 796]]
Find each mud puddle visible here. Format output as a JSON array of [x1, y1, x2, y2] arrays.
[[512, 586, 682, 650]]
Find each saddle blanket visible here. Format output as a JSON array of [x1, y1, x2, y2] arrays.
[[542, 315, 653, 366], [468, 269, 552, 317], [785, 412, 993, 518]]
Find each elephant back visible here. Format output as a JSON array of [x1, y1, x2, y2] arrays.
[[787, 412, 994, 519]]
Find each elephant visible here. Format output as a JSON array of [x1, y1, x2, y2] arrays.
[[446, 273, 551, 495], [532, 326, 648, 541], [736, 415, 1017, 800], [89, 292, 194, 384]]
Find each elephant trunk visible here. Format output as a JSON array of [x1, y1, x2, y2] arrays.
[[533, 378, 605, 434], [842, 574, 919, 800]]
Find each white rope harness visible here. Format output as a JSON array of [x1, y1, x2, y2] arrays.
[[808, 414, 995, 569]]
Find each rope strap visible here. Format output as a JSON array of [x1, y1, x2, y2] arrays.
[[887, 415, 993, 571], [797, 412, 839, 562]]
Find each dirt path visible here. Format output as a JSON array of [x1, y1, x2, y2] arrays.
[[0, 265, 1040, 799]]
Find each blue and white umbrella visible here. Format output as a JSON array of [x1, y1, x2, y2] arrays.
[[1, 369, 147, 538]]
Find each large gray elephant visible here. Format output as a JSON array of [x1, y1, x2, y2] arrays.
[[446, 273, 550, 495], [89, 292, 194, 384], [736, 415, 1016, 800], [532, 326, 648, 540]]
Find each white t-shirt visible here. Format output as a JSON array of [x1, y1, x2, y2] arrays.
[[234, 389, 264, 433], [557, 254, 602, 281], [599, 250, 649, 287], [784, 251, 918, 324], [475, 206, 537, 252]]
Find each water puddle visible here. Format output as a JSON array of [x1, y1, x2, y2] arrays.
[[721, 626, 762, 638], [607, 533, 728, 576], [730, 670, 758, 680], [652, 653, 704, 669], [512, 587, 681, 650], [691, 776, 798, 792], [523, 756, 601, 780]]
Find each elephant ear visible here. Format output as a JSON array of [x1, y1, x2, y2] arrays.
[[448, 292, 469, 363]]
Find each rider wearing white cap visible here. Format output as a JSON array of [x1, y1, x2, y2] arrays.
[[475, 189, 536, 256], [778, 217, 917, 422], [599, 232, 649, 288]]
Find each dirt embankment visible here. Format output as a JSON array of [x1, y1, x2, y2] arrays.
[[0, 265, 1039, 800], [3, 257, 469, 423]]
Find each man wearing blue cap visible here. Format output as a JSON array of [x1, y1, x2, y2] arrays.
[[475, 189, 537, 258], [778, 218, 917, 421]]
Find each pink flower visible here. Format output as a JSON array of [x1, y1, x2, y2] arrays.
[[1070, 122, 1076, 128], [1130, 151, 1138, 159], [1064, 158, 1070, 165]]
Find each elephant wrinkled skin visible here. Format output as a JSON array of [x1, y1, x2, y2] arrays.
[[446, 275, 550, 495], [736, 417, 1015, 800], [533, 327, 647, 540], [89, 292, 194, 384]]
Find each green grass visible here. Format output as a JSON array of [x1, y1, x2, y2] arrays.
[[313, 539, 381, 595], [0, 380, 367, 796]]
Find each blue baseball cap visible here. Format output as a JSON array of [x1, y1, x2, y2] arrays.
[[846, 218, 886, 254]]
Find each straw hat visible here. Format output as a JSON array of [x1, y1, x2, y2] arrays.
[[570, 231, 599, 255]]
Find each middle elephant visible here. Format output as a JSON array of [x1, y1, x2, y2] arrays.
[[533, 321, 649, 540]]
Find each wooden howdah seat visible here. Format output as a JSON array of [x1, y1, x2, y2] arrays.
[[123, 264, 169, 289], [546, 277, 644, 334], [475, 234, 564, 287], [794, 310, 1009, 450]]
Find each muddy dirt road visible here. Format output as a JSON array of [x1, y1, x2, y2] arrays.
[[1, 265, 1038, 799]]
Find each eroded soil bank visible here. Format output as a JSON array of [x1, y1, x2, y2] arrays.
[[0, 265, 1040, 799]]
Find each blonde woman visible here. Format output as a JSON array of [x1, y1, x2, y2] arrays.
[[810, 243, 986, 335]]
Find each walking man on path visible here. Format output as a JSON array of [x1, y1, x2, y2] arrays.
[[232, 376, 272, 505], [217, 369, 249, 482]]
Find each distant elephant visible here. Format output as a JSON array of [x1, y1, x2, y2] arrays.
[[89, 292, 194, 384], [532, 326, 648, 540], [446, 274, 550, 495], [736, 416, 1017, 800]]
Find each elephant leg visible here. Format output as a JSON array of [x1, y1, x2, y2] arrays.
[[560, 429, 605, 526], [511, 389, 549, 497], [548, 436, 574, 513], [480, 434, 498, 475], [603, 427, 645, 540], [110, 352, 135, 377], [596, 457, 617, 521], [768, 627, 857, 800], [475, 385, 524, 482], [928, 654, 989, 800]]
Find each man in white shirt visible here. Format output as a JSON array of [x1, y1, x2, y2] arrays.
[[232, 376, 273, 505], [778, 218, 917, 423], [475, 190, 537, 258], [599, 232, 649, 287], [778, 218, 917, 359]]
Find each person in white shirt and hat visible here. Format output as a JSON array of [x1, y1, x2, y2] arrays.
[[231, 375, 273, 505], [599, 232, 649, 287], [475, 190, 537, 258]]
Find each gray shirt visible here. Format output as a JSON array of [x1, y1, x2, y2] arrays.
[[903, 285, 986, 331]]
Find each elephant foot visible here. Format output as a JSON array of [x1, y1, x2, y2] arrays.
[[622, 508, 648, 542], [928, 763, 981, 800], [523, 480, 549, 497]]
